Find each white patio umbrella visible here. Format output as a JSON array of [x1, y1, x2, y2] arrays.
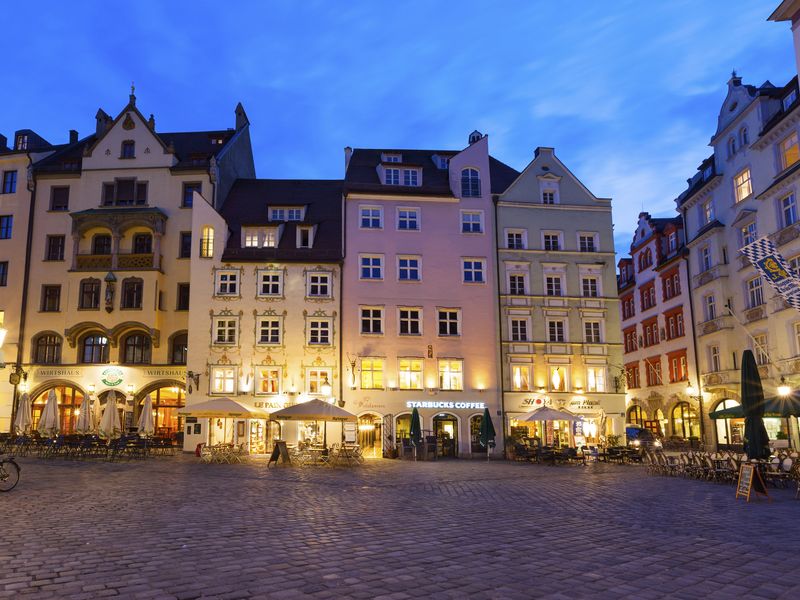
[[271, 398, 356, 447], [98, 390, 122, 440], [91, 394, 103, 432], [13, 392, 32, 434], [74, 393, 94, 434], [37, 389, 61, 438], [515, 406, 578, 447], [137, 394, 155, 437], [179, 397, 269, 444]]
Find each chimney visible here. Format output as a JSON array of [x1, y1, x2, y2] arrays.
[[148, 114, 155, 130], [69, 130, 78, 144], [344, 146, 352, 172], [95, 109, 112, 136], [0, 134, 6, 150]]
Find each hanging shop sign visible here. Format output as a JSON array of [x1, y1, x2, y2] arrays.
[[406, 401, 486, 410], [741, 237, 800, 310], [100, 367, 124, 387]]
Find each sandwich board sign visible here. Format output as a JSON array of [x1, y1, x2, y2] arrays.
[[735, 463, 770, 502]]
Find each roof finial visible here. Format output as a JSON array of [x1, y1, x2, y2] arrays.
[[732, 69, 737, 79], [129, 81, 136, 105]]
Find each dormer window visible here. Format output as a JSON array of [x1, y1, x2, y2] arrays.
[[269, 207, 305, 222], [121, 140, 135, 159], [703, 165, 713, 180], [385, 168, 400, 185], [242, 226, 280, 248], [297, 226, 314, 248], [15, 134, 28, 150], [433, 155, 449, 170], [403, 169, 419, 186], [209, 135, 225, 145], [784, 89, 798, 111], [382, 153, 402, 163]]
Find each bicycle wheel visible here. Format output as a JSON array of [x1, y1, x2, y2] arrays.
[[0, 460, 20, 492]]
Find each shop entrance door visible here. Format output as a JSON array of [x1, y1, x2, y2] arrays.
[[357, 413, 382, 458], [433, 413, 458, 458]]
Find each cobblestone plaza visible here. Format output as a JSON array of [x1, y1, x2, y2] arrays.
[[1, 457, 799, 599]]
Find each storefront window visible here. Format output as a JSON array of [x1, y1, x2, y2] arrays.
[[627, 404, 646, 426], [358, 413, 382, 458], [31, 385, 84, 434], [671, 402, 699, 439], [144, 386, 185, 439], [715, 399, 743, 447], [395, 413, 411, 443]]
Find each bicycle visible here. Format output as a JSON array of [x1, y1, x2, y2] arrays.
[[0, 455, 20, 492]]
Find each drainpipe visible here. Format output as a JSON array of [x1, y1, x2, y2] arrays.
[[9, 152, 37, 432], [679, 204, 706, 448], [493, 195, 507, 457]]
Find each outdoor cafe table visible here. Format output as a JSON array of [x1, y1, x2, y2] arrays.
[[208, 444, 241, 464], [332, 445, 361, 467]]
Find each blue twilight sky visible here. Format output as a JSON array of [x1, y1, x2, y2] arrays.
[[1, 1, 795, 255]]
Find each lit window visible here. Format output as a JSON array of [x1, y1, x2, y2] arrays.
[[586, 367, 605, 392], [243, 231, 260, 247], [511, 365, 530, 391], [398, 359, 423, 390], [360, 358, 384, 389], [307, 369, 332, 395], [734, 169, 752, 202], [781, 132, 800, 170], [438, 359, 463, 391], [257, 368, 281, 394], [550, 366, 567, 392], [200, 226, 214, 258], [211, 367, 236, 394]]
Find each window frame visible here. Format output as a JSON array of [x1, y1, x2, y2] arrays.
[[256, 316, 282, 346], [462, 258, 485, 284], [397, 255, 421, 282], [359, 254, 384, 281], [438, 359, 464, 391], [397, 207, 420, 231], [306, 271, 332, 298], [398, 307, 422, 336], [257, 269, 284, 298], [460, 210, 484, 234], [360, 306, 384, 335], [438, 308, 461, 337], [214, 269, 240, 297], [212, 316, 238, 346]]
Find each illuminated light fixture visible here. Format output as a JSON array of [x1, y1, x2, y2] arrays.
[[537, 386, 546, 394], [19, 381, 28, 393], [575, 386, 584, 395], [778, 376, 791, 398], [320, 376, 332, 398], [88, 383, 96, 395], [513, 370, 522, 390], [551, 368, 562, 391], [686, 382, 698, 397], [358, 424, 375, 431], [0, 327, 7, 349], [127, 383, 134, 395]]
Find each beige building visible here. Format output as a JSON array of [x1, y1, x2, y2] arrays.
[[12, 93, 254, 439]]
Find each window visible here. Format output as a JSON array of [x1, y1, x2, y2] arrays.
[[702, 200, 714, 224], [626, 365, 641, 389], [740, 127, 749, 147], [179, 232, 192, 258], [385, 168, 400, 185], [121, 140, 135, 159], [398, 256, 421, 281], [586, 367, 606, 392], [783, 89, 797, 111], [360, 255, 383, 280], [403, 169, 419, 186], [584, 321, 601, 343], [641, 283, 656, 310], [548, 320, 565, 342], [621, 295, 635, 320], [781, 132, 800, 170], [461, 168, 480, 197], [0, 216, 12, 239], [542, 190, 555, 204], [215, 270, 239, 296], [645, 359, 662, 387], [200, 226, 214, 257], [581, 277, 599, 297], [360, 358, 384, 389], [91, 234, 111, 255], [213, 318, 237, 345], [307, 369, 332, 395], [41, 285, 60, 312], [509, 274, 526, 295], [264, 228, 280, 248], [45, 235, 65, 261], [133, 233, 152, 254], [438, 309, 460, 336], [579, 234, 596, 252], [550, 366, 567, 392], [258, 270, 283, 297], [211, 367, 236, 394], [740, 221, 757, 248], [663, 271, 681, 299], [439, 359, 464, 390], [507, 230, 525, 249], [307, 272, 331, 297], [297, 227, 312, 248], [727, 137, 736, 158], [243, 230, 260, 247], [543, 233, 561, 251], [102, 179, 148, 206], [704, 294, 717, 321], [360, 206, 382, 229], [461, 211, 483, 233], [753, 334, 769, 366], [709, 345, 721, 372], [747, 276, 764, 308], [545, 275, 563, 296], [34, 335, 62, 364], [795, 322, 800, 355], [511, 365, 531, 391], [397, 208, 419, 231], [122, 334, 151, 364], [462, 259, 485, 283], [308, 320, 331, 345], [182, 182, 201, 208], [398, 359, 423, 390], [176, 283, 190, 311], [79, 279, 101, 309], [782, 194, 797, 227], [399, 308, 421, 335], [668, 232, 678, 252], [287, 208, 302, 221], [15, 134, 27, 150], [0, 262, 7, 286], [81, 334, 109, 364], [700, 246, 712, 271], [638, 248, 653, 270], [257, 318, 281, 345], [50, 187, 69, 211], [121, 278, 143, 309], [269, 208, 286, 221], [511, 319, 528, 342], [256, 367, 281, 394], [360, 307, 383, 335], [669, 353, 688, 383], [734, 168, 752, 202], [2, 171, 17, 194], [171, 333, 187, 365]]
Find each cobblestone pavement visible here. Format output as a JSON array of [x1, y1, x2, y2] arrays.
[[1, 456, 799, 600]]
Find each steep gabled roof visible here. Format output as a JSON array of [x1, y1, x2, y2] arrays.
[[489, 156, 521, 194], [344, 148, 454, 197]]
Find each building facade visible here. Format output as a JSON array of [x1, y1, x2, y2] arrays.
[[617, 213, 701, 443], [340, 133, 507, 457], [12, 94, 254, 439], [182, 179, 343, 452], [497, 147, 626, 447]]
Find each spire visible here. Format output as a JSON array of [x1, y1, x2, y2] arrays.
[[129, 81, 136, 106]]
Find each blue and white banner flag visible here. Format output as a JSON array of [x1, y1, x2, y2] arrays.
[[740, 236, 800, 310]]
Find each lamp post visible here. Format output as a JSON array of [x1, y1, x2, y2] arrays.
[[686, 381, 706, 447]]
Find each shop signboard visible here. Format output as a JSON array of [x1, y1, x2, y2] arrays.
[[735, 464, 769, 503], [520, 396, 552, 409], [100, 367, 124, 387], [406, 401, 485, 410]]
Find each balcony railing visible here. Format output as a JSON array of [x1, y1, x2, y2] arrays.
[[73, 252, 161, 271], [696, 315, 733, 337], [692, 264, 728, 289]]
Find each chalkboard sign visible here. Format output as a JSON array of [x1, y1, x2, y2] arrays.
[[267, 440, 292, 468], [735, 463, 770, 502]]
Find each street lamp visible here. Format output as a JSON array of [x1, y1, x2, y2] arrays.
[[778, 376, 791, 397], [686, 381, 707, 446]]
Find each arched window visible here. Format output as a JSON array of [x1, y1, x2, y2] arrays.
[[727, 137, 736, 157], [170, 333, 187, 365], [120, 277, 143, 309], [671, 401, 699, 439], [627, 404, 646, 426], [740, 127, 749, 146], [137, 385, 186, 439], [460, 168, 481, 197], [133, 233, 152, 254], [714, 399, 743, 447], [31, 385, 84, 434], [122, 333, 151, 364], [200, 226, 214, 258], [81, 333, 109, 364], [33, 334, 62, 364], [92, 234, 112, 255]]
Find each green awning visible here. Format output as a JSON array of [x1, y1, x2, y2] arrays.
[[709, 405, 744, 420]]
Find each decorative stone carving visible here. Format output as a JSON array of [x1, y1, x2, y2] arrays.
[[122, 113, 135, 130], [744, 306, 765, 323]]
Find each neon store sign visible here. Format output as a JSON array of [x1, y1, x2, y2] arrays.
[[406, 401, 486, 410]]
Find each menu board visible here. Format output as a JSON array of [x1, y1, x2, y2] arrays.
[[735, 464, 769, 502]]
